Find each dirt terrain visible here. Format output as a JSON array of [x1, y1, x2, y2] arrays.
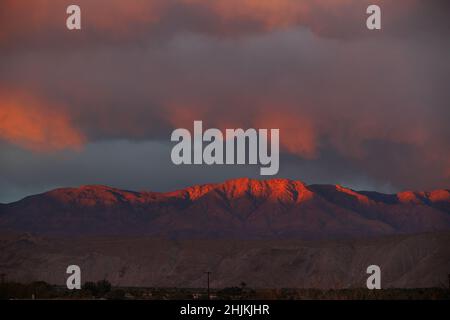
[[1, 232, 449, 289]]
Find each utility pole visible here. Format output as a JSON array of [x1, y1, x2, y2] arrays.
[[205, 271, 211, 300]]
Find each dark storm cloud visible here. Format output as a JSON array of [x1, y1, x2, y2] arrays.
[[0, 0, 449, 201], [1, 0, 449, 51]]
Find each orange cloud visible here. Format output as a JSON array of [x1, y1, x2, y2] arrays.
[[165, 101, 317, 159], [254, 110, 317, 159], [0, 90, 85, 152]]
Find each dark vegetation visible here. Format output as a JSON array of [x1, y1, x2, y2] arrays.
[[1, 281, 449, 300]]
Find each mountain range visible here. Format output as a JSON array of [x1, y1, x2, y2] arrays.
[[1, 178, 449, 239]]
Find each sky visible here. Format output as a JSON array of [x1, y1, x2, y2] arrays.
[[0, 0, 449, 203]]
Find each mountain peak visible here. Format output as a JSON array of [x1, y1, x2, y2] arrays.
[[428, 189, 450, 202], [167, 178, 312, 203], [45, 185, 144, 206], [214, 178, 311, 203], [397, 191, 423, 204], [397, 189, 450, 204]]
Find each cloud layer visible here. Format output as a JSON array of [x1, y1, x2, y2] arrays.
[[0, 0, 449, 201]]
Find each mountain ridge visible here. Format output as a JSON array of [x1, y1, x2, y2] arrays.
[[0, 178, 449, 239], [9, 177, 450, 206]]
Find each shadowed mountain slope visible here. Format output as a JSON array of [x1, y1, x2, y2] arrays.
[[0, 178, 449, 239]]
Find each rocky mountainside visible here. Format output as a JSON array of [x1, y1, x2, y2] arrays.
[[0, 178, 449, 239]]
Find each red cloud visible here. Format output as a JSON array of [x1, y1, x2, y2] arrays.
[[0, 89, 85, 151], [254, 110, 317, 159]]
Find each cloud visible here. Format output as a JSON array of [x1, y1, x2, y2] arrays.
[[0, 0, 448, 199], [1, 0, 448, 52], [0, 89, 85, 151]]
